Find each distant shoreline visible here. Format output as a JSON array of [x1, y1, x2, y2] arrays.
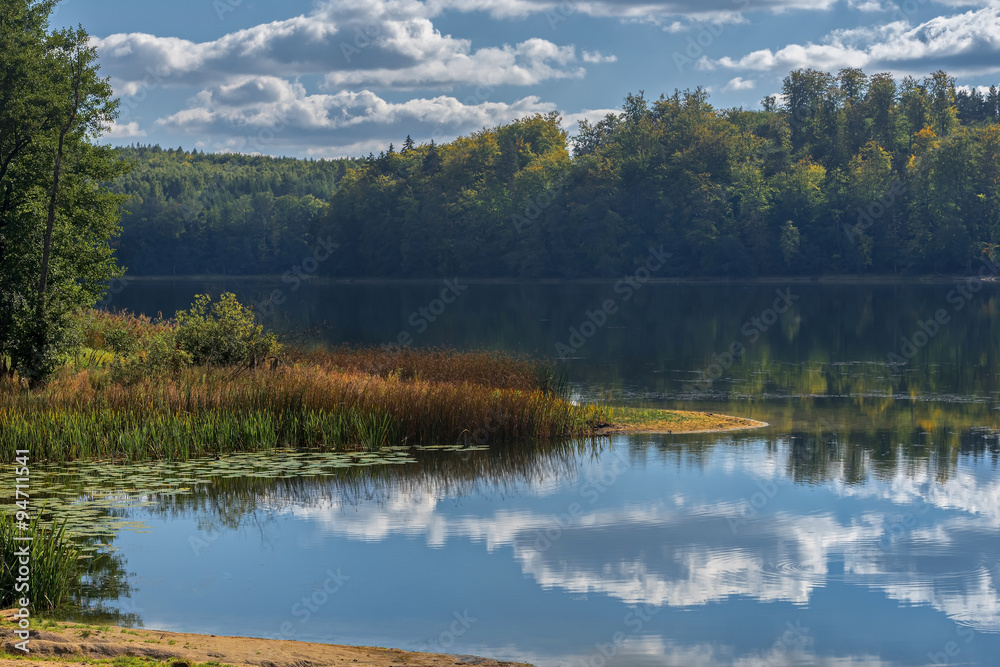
[[111, 273, 999, 286]]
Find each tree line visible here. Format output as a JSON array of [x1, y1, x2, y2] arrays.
[[323, 69, 1000, 277], [109, 145, 355, 275], [113, 67, 1000, 279]]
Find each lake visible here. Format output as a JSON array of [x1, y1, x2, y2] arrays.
[[54, 279, 1000, 665]]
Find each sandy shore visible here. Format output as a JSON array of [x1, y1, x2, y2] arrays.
[[1, 613, 529, 667], [600, 409, 768, 436]]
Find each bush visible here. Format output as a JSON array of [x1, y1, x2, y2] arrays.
[[74, 310, 174, 356], [109, 331, 193, 384], [175, 293, 280, 368], [103, 327, 139, 355]]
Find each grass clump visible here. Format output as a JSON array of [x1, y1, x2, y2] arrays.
[[0, 513, 80, 610]]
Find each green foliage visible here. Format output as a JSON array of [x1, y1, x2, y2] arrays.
[[1, 512, 80, 610], [70, 309, 186, 381], [103, 326, 138, 355], [175, 293, 279, 368], [321, 69, 1000, 277], [109, 331, 192, 385], [779, 221, 801, 266], [99, 68, 1000, 279], [109, 145, 354, 275], [0, 0, 127, 385], [65, 296, 282, 384]]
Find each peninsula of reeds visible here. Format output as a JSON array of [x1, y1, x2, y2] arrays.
[[0, 295, 595, 462], [0, 294, 758, 463]]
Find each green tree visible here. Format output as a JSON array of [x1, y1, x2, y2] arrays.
[[841, 141, 894, 270], [899, 76, 931, 142], [779, 220, 801, 267], [781, 69, 833, 148], [864, 73, 897, 154], [926, 70, 959, 137], [175, 293, 279, 368], [0, 0, 126, 384], [838, 68, 869, 155]]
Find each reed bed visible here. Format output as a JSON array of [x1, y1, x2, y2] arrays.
[[75, 309, 175, 352], [0, 512, 80, 610], [1, 307, 600, 462], [0, 354, 602, 462], [297, 345, 566, 393]]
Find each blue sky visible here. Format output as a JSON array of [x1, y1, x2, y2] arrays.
[[52, 0, 1000, 159]]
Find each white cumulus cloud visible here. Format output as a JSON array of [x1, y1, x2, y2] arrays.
[[155, 79, 557, 157], [724, 76, 756, 91], [711, 6, 1000, 77]]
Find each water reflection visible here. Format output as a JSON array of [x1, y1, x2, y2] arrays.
[[71, 427, 994, 666], [90, 281, 1000, 664], [108, 281, 1000, 400], [62, 524, 139, 626]]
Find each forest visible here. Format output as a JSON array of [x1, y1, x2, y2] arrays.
[[110, 146, 355, 275], [113, 68, 1000, 278]]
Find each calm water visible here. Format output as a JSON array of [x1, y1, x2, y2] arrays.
[[76, 279, 1000, 665]]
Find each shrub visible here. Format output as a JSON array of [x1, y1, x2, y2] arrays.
[[1, 513, 80, 610], [103, 327, 138, 355], [74, 310, 174, 357], [109, 331, 193, 384], [175, 293, 280, 368]]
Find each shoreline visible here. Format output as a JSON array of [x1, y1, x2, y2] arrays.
[[110, 274, 997, 286], [1, 614, 529, 667]]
